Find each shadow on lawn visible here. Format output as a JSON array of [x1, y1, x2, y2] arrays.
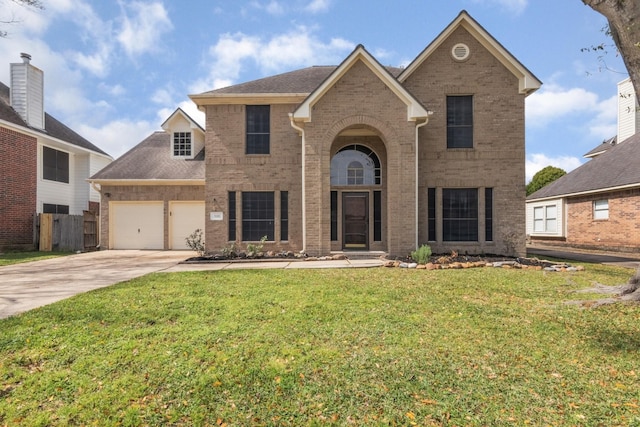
[[581, 323, 640, 354]]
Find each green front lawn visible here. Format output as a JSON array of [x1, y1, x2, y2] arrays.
[[0, 251, 71, 267], [1, 265, 639, 426]]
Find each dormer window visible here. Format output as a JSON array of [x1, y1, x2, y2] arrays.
[[173, 132, 192, 157]]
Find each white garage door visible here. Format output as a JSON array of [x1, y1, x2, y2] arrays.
[[170, 201, 205, 250], [111, 202, 164, 249]]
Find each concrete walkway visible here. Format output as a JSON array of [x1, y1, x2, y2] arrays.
[[0, 250, 383, 319]]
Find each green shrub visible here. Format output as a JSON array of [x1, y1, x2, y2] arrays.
[[185, 229, 206, 256], [410, 244, 432, 264]]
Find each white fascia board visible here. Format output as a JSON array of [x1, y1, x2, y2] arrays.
[[189, 93, 307, 108], [293, 47, 429, 122], [87, 179, 205, 186]]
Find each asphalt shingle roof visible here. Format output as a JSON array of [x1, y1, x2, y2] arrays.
[[583, 136, 616, 158], [200, 65, 404, 95], [90, 131, 204, 180], [0, 82, 110, 157], [527, 133, 640, 200]]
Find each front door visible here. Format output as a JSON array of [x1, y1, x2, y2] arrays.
[[343, 192, 368, 250]]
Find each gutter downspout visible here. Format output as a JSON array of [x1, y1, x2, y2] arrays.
[[289, 114, 306, 253], [415, 116, 430, 250]]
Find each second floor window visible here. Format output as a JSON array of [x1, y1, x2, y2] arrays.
[[447, 95, 473, 148], [43, 146, 69, 183], [173, 132, 192, 157], [246, 105, 270, 154]]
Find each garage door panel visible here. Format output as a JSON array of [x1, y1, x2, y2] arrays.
[[111, 202, 164, 249], [170, 202, 205, 250]]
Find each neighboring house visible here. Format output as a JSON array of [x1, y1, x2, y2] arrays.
[[0, 54, 112, 250], [91, 11, 541, 257], [526, 78, 640, 253]]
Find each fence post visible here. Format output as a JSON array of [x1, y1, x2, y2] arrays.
[[39, 213, 53, 251]]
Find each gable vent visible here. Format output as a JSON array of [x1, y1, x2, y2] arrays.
[[451, 43, 470, 61]]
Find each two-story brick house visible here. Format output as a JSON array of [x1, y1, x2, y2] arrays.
[[0, 54, 112, 250], [92, 11, 540, 257]]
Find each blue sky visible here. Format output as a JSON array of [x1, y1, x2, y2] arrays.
[[0, 0, 628, 181]]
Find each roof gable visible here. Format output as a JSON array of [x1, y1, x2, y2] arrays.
[[292, 45, 430, 122], [398, 10, 541, 96], [161, 107, 205, 136]]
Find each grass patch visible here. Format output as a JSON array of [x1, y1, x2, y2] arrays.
[[0, 251, 71, 267], [1, 266, 639, 425]]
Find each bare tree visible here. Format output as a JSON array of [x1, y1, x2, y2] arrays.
[[0, 0, 43, 37], [582, 0, 640, 105]]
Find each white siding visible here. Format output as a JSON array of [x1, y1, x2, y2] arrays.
[[89, 153, 112, 203], [37, 144, 75, 213], [526, 198, 565, 237], [617, 78, 639, 143]]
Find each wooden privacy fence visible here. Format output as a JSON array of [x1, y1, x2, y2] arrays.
[[37, 211, 98, 252]]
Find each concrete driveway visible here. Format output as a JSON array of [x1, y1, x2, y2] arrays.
[[0, 250, 194, 319]]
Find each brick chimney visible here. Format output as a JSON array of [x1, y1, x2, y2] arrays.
[[10, 53, 45, 129]]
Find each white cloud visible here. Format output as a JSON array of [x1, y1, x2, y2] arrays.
[[526, 84, 600, 125], [71, 45, 112, 78], [75, 119, 157, 159], [98, 83, 126, 97], [471, 0, 528, 14], [306, 0, 331, 13], [526, 83, 618, 145], [116, 1, 173, 58], [250, 0, 285, 15], [193, 26, 353, 93], [525, 153, 583, 183]]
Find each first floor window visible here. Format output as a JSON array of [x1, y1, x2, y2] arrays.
[[427, 188, 436, 241], [43, 146, 69, 183], [228, 192, 236, 241], [373, 191, 382, 241], [533, 205, 557, 233], [280, 191, 289, 241], [485, 188, 493, 242], [593, 199, 609, 220], [330, 191, 338, 241], [443, 188, 478, 241], [43, 203, 69, 214], [242, 192, 274, 241]]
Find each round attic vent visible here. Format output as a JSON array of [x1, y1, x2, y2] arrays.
[[451, 43, 470, 61]]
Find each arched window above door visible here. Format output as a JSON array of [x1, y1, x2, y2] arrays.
[[331, 145, 381, 186]]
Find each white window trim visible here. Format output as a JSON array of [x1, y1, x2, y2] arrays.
[[172, 131, 193, 158], [593, 199, 609, 220], [533, 204, 557, 233]]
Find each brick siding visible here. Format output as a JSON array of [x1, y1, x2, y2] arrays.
[[566, 189, 640, 251], [0, 126, 37, 249], [99, 184, 204, 249], [202, 26, 528, 257]]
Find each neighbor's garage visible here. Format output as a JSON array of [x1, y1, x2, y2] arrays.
[[110, 202, 164, 249], [169, 201, 205, 250]]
